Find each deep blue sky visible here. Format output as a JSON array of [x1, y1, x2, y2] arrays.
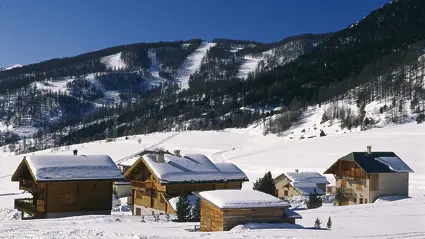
[[0, 0, 392, 67]]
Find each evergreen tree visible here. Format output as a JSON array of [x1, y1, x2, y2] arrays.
[[306, 189, 323, 209], [253, 171, 276, 196], [327, 216, 332, 229], [335, 188, 348, 206], [176, 195, 191, 222], [191, 198, 201, 222], [416, 114, 425, 124], [314, 217, 322, 229]]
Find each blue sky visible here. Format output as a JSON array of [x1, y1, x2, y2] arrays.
[[0, 0, 392, 67]]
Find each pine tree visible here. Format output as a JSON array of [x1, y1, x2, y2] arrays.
[[191, 198, 201, 222], [327, 216, 332, 229], [314, 217, 321, 229], [335, 188, 347, 206], [253, 171, 276, 196], [306, 189, 323, 209], [176, 195, 191, 222]]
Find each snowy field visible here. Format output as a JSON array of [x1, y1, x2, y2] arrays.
[[0, 123, 424, 238]]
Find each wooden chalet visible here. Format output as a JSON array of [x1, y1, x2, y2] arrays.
[[123, 150, 249, 215], [194, 189, 301, 232], [324, 146, 414, 205], [11, 154, 123, 219], [274, 171, 329, 198]]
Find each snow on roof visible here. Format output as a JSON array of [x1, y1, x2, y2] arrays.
[[375, 157, 414, 173], [119, 155, 140, 167], [283, 208, 302, 219], [291, 182, 325, 195], [198, 190, 289, 209], [285, 171, 329, 185], [141, 153, 248, 183], [168, 195, 199, 212], [24, 155, 123, 181]]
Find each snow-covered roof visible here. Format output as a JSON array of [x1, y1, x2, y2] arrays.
[[291, 182, 325, 195], [22, 155, 123, 182], [375, 157, 414, 173], [283, 208, 302, 219], [197, 190, 289, 209], [119, 156, 140, 167], [139, 153, 248, 183], [285, 172, 329, 185]]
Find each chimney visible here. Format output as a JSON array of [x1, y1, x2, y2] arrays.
[[295, 169, 299, 173], [367, 145, 372, 154], [73, 149, 78, 155], [174, 150, 181, 157], [156, 151, 165, 163]]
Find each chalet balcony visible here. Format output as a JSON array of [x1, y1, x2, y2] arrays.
[[130, 181, 153, 190], [341, 171, 364, 179], [19, 181, 39, 192], [15, 198, 37, 215]]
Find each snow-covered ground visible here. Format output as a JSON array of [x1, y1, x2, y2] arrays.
[[101, 52, 127, 70], [0, 123, 424, 238], [176, 42, 216, 89]]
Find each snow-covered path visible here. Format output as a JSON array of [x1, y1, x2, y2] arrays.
[[176, 42, 216, 89], [237, 55, 263, 79]]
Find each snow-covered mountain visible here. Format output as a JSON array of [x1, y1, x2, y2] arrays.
[[0, 0, 424, 156]]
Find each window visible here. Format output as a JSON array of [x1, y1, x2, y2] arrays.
[[364, 199, 368, 204], [354, 197, 357, 203], [284, 191, 289, 196]]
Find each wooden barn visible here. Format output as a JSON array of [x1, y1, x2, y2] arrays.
[[194, 190, 301, 232], [123, 150, 248, 215], [11, 155, 123, 219], [274, 171, 329, 198]]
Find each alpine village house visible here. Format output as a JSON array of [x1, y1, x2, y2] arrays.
[[274, 171, 329, 198], [123, 150, 249, 215], [324, 146, 414, 205], [194, 189, 301, 232], [11, 153, 123, 219]]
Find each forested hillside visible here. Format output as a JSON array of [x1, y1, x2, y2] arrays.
[[1, 0, 424, 154]]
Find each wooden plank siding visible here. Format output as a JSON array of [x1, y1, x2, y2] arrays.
[[200, 199, 223, 232], [222, 208, 284, 231], [46, 181, 113, 213]]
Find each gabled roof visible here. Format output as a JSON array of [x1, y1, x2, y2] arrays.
[[324, 152, 414, 174], [125, 153, 248, 184], [195, 190, 290, 209], [12, 155, 123, 182], [274, 171, 328, 196]]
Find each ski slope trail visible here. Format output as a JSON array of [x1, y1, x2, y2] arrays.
[[176, 42, 216, 89]]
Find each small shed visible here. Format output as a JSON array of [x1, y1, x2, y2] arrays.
[[195, 190, 301, 232], [11, 155, 123, 219], [274, 171, 329, 197]]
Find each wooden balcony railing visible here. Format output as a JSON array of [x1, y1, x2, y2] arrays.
[[15, 198, 36, 214], [19, 181, 39, 192], [130, 181, 153, 189], [341, 171, 364, 178]]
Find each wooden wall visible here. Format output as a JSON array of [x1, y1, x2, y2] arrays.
[[46, 181, 112, 213], [222, 207, 284, 231], [167, 181, 242, 196], [200, 199, 223, 232]]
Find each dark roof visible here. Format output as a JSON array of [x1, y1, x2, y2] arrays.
[[339, 152, 414, 174]]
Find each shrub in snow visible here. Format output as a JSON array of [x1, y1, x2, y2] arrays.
[[191, 198, 201, 222], [306, 189, 323, 209], [138, 138, 142, 144], [166, 214, 170, 222], [253, 171, 276, 196], [320, 130, 326, 137], [314, 217, 321, 229], [140, 215, 145, 223], [327, 216, 332, 229], [176, 195, 191, 222], [416, 114, 425, 124], [335, 188, 348, 206]]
